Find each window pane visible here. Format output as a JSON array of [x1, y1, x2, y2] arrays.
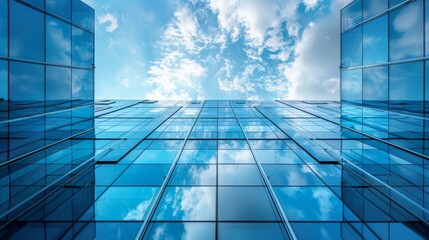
[[363, 15, 388, 65], [363, 66, 388, 107], [363, 0, 387, 20], [341, 69, 362, 104], [218, 150, 254, 163], [72, 0, 94, 32], [389, 0, 423, 61], [0, 60, 6, 101], [256, 150, 303, 164], [426, 0, 429, 56], [263, 165, 324, 186], [341, 0, 362, 32], [72, 27, 94, 67], [10, 0, 44, 61], [179, 150, 217, 164], [218, 165, 263, 186], [95, 186, 158, 220], [46, 0, 71, 20], [114, 165, 170, 186], [10, 62, 44, 101], [46, 66, 71, 109], [390, 0, 407, 7], [218, 223, 288, 240], [46, 16, 71, 65], [389, 62, 424, 110], [134, 150, 178, 164], [72, 69, 93, 106], [218, 187, 279, 221], [20, 0, 44, 8], [341, 26, 362, 68], [0, 0, 7, 57], [154, 187, 216, 220], [170, 164, 216, 186], [145, 222, 215, 240]]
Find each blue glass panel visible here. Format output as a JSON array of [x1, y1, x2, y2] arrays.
[[0, 0, 7, 57], [218, 165, 264, 186], [20, 0, 44, 8], [363, 66, 388, 107], [218, 140, 249, 149], [292, 223, 341, 240], [341, 69, 362, 103], [9, 62, 44, 101], [256, 150, 303, 164], [363, 0, 387, 20], [148, 140, 183, 149], [308, 165, 342, 186], [218, 187, 279, 221], [426, 0, 429, 56], [389, 0, 423, 61], [145, 222, 216, 240], [46, 66, 71, 110], [72, 27, 94, 68], [263, 165, 324, 186], [95, 186, 158, 220], [0, 60, 6, 101], [95, 165, 127, 185], [46, 0, 71, 20], [72, 0, 94, 32], [341, 0, 362, 32], [134, 150, 178, 164], [218, 223, 288, 240], [90, 222, 141, 240], [363, 15, 388, 65], [72, 69, 94, 106], [179, 150, 217, 164], [218, 150, 254, 163], [46, 16, 71, 65], [251, 140, 289, 150], [274, 187, 343, 221], [10, 0, 44, 61], [342, 26, 362, 68], [185, 140, 217, 150], [390, 0, 407, 7], [154, 187, 216, 220], [170, 164, 216, 186], [114, 165, 170, 186]]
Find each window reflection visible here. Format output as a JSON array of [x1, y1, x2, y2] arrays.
[[145, 222, 215, 240], [72, 27, 94, 68], [389, 0, 423, 61], [9, 61, 44, 102], [10, 0, 44, 61], [363, 0, 387, 20], [341, 26, 362, 68], [46, 0, 71, 20], [46, 16, 71, 65], [170, 164, 216, 186], [72, 69, 94, 106], [0, 60, 7, 101], [0, 0, 7, 57], [341, 0, 362, 32], [341, 69, 362, 104], [46, 66, 71, 111], [363, 15, 388, 65]]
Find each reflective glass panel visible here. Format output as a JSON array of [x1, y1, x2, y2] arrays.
[[114, 165, 170, 186], [263, 165, 324, 186], [134, 150, 178, 164], [0, 60, 6, 100], [256, 150, 303, 164], [154, 187, 216, 221], [341, 0, 362, 32], [341, 69, 362, 103], [10, 0, 44, 61], [341, 26, 362, 68], [46, 0, 71, 20], [72, 27, 94, 67], [46, 66, 71, 108], [10, 62, 44, 101], [218, 150, 254, 163], [218, 187, 279, 221], [218, 165, 263, 186], [389, 0, 423, 61], [218, 223, 288, 240], [95, 186, 158, 220], [363, 15, 388, 65], [72, 0, 94, 32], [46, 16, 71, 65], [145, 222, 216, 240], [179, 150, 217, 164], [363, 66, 388, 108], [72, 69, 94, 106], [0, 0, 6, 57], [363, 0, 387, 20], [170, 164, 216, 186]]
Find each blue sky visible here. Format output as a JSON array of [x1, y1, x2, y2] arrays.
[[83, 0, 351, 100]]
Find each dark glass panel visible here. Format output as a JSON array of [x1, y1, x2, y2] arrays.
[[363, 0, 388, 20], [72, 0, 94, 32], [72, 69, 94, 106], [72, 27, 94, 68], [341, 0, 362, 32], [0, 0, 7, 57], [10, 0, 44, 61], [341, 26, 362, 68], [9, 61, 44, 102], [46, 16, 71, 65], [46, 0, 71, 20], [46, 66, 71, 110]]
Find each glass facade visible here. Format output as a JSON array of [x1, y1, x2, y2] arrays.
[[1, 100, 428, 239]]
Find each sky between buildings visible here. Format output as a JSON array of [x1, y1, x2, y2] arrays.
[[83, 0, 352, 100]]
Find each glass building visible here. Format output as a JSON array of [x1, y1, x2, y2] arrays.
[[0, 0, 428, 239]]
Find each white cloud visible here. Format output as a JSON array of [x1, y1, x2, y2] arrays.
[[98, 13, 119, 32], [217, 61, 258, 93], [302, 0, 320, 11], [285, 1, 348, 100]]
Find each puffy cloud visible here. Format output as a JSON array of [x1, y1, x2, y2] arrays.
[[98, 13, 119, 32], [302, 0, 320, 11]]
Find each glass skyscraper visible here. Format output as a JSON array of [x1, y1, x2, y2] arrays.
[[0, 0, 428, 239]]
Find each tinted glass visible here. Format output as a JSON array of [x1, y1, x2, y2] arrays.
[[72, 0, 94, 32], [0, 60, 6, 100], [341, 69, 362, 103], [0, 0, 6, 57], [218, 165, 263, 186], [114, 165, 170, 186], [390, 0, 407, 6], [9, 62, 44, 101], [341, 0, 362, 32], [363, 66, 388, 107], [389, 0, 423, 61], [72, 27, 94, 67], [218, 150, 254, 163], [21, 0, 44, 8], [170, 164, 216, 186], [72, 69, 94, 106], [10, 0, 44, 61], [426, 0, 429, 56], [46, 16, 71, 65], [341, 26, 362, 68], [218, 223, 288, 240], [390, 62, 424, 104], [363, 15, 388, 65], [134, 150, 178, 164], [263, 165, 324, 186], [363, 0, 388, 20], [145, 223, 216, 240], [46, 0, 71, 20], [46, 66, 71, 104]]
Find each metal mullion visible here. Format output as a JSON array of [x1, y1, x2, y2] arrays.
[[136, 101, 206, 240], [229, 101, 297, 240]]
